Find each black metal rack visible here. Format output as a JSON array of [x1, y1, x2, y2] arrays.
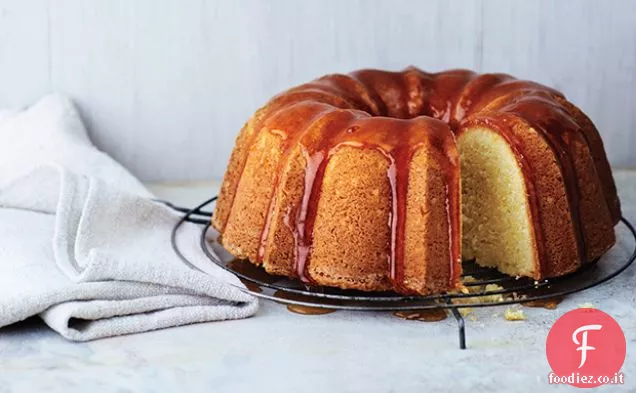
[[167, 196, 636, 349]]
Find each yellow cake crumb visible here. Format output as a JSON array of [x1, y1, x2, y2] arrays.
[[578, 302, 595, 309], [459, 307, 473, 316], [452, 283, 505, 306], [482, 284, 505, 303], [504, 307, 526, 321], [454, 276, 477, 295]]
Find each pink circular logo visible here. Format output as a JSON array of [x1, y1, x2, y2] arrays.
[[546, 308, 626, 388]]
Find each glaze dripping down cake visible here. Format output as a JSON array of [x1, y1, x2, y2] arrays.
[[212, 68, 620, 295]]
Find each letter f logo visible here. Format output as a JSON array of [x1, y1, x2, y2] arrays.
[[572, 324, 603, 368]]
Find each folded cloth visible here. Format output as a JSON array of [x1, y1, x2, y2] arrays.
[[0, 94, 257, 341]]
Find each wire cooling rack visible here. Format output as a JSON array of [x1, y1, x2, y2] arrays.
[[166, 196, 636, 349]]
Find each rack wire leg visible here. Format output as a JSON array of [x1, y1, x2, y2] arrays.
[[449, 306, 466, 350]]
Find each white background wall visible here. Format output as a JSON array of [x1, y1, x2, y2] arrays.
[[0, 0, 635, 181]]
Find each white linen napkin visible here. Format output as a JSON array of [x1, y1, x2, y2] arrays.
[[0, 94, 258, 341]]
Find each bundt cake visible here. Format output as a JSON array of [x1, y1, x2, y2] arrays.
[[212, 67, 620, 295]]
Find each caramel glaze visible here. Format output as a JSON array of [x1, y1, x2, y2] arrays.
[[218, 90, 358, 233], [393, 308, 448, 322], [220, 67, 619, 294], [491, 95, 588, 263], [522, 296, 564, 310], [228, 258, 279, 285], [286, 304, 337, 315], [273, 291, 337, 315], [286, 116, 460, 291], [256, 102, 344, 264]]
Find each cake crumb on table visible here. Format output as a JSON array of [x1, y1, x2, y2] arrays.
[[459, 307, 474, 317], [504, 307, 526, 321]]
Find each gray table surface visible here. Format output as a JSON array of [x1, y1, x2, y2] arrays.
[[1, 171, 635, 393]]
